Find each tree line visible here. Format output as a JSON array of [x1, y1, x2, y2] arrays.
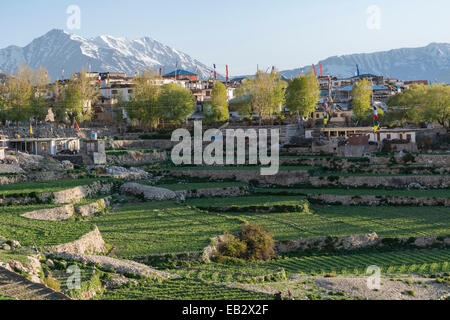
[[0, 63, 448, 129]]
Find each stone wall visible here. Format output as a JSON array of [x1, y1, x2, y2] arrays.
[[167, 169, 450, 188], [307, 194, 450, 206], [120, 183, 177, 200], [275, 233, 450, 254], [175, 186, 248, 199], [107, 139, 176, 150], [45, 227, 106, 254], [41, 181, 113, 204], [74, 197, 111, 217], [106, 150, 167, 166], [46, 252, 176, 280], [21, 204, 74, 221]]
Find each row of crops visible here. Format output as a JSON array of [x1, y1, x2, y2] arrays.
[[0, 204, 95, 247], [96, 278, 272, 300], [263, 249, 450, 275]]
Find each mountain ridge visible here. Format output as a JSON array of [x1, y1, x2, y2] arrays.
[[0, 29, 214, 81]]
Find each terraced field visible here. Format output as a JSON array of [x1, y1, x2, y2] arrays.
[[0, 178, 103, 196], [93, 195, 449, 258], [96, 278, 272, 300], [262, 249, 450, 275], [0, 204, 95, 247]]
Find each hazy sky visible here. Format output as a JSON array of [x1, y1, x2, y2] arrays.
[[1, 0, 449, 75]]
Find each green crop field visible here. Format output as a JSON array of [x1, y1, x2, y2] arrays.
[[96, 278, 272, 300], [262, 249, 450, 275], [0, 178, 104, 196], [0, 204, 95, 247], [254, 187, 450, 198], [92, 195, 449, 258]]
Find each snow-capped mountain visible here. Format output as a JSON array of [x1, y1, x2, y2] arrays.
[[281, 43, 450, 83], [0, 29, 214, 81]]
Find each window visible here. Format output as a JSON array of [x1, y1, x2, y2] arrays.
[[41, 142, 47, 152], [128, 89, 133, 93], [406, 134, 411, 141], [387, 134, 391, 140], [112, 90, 118, 95]]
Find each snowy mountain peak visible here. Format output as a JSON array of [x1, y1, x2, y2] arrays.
[[0, 29, 213, 81], [281, 43, 450, 83]]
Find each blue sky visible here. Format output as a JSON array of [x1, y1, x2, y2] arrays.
[[1, 0, 449, 75]]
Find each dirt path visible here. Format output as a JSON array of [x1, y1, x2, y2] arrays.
[[232, 274, 450, 300], [0, 267, 70, 300]]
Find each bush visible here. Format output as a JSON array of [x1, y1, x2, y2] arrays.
[[240, 223, 275, 261], [221, 233, 247, 258], [43, 276, 61, 292], [217, 223, 276, 262]]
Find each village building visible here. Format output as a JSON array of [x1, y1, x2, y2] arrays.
[[7, 137, 80, 156], [81, 138, 106, 165], [163, 69, 199, 81]]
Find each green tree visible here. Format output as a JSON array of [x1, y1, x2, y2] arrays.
[[235, 69, 287, 124], [157, 83, 196, 125], [204, 81, 229, 123], [56, 68, 98, 124], [125, 75, 160, 128], [285, 71, 320, 118], [387, 84, 450, 128], [351, 79, 373, 119]]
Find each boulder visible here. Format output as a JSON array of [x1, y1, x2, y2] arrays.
[[10, 240, 21, 248], [1, 244, 11, 251], [120, 183, 177, 201]]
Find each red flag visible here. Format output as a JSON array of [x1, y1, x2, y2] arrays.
[[226, 65, 229, 82], [320, 64, 323, 77], [312, 64, 317, 77], [75, 120, 80, 131]]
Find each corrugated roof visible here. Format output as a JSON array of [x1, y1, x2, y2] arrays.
[[163, 69, 197, 76]]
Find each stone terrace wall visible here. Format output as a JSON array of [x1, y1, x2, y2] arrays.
[[107, 139, 176, 150], [45, 227, 106, 254], [307, 194, 450, 206], [167, 169, 450, 188]]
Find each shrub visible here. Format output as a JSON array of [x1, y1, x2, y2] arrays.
[[221, 233, 247, 259], [240, 223, 275, 261], [217, 223, 276, 262], [43, 276, 61, 292]]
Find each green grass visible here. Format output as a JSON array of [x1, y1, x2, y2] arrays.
[[0, 204, 96, 247], [164, 262, 283, 283], [262, 249, 450, 275], [0, 178, 104, 196], [185, 195, 306, 208], [93, 195, 449, 258], [254, 187, 450, 198], [96, 278, 272, 300], [0, 293, 14, 300]]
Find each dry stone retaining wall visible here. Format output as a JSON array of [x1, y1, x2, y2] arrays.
[[45, 227, 106, 254], [21, 204, 74, 221], [74, 197, 111, 216], [120, 183, 177, 200], [42, 182, 113, 204], [175, 186, 248, 199], [168, 169, 450, 188], [307, 194, 450, 206], [47, 252, 177, 280]]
